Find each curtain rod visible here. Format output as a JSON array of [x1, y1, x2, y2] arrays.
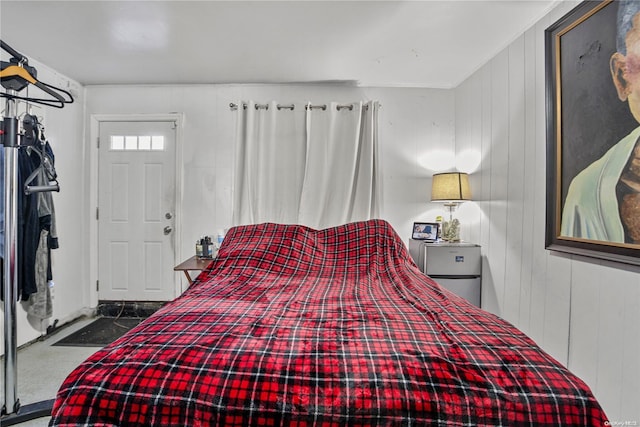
[[229, 102, 379, 111]]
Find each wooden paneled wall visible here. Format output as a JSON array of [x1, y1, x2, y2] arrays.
[[455, 3, 640, 422]]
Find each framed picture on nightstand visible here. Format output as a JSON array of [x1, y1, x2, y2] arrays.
[[412, 222, 439, 241]]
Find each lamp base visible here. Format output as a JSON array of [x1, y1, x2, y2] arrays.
[[442, 218, 461, 242]]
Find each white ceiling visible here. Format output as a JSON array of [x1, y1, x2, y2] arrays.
[[0, 0, 561, 89]]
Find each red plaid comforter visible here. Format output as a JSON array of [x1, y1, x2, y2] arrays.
[[50, 220, 607, 426]]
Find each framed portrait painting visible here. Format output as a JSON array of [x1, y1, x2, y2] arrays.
[[545, 0, 640, 265]]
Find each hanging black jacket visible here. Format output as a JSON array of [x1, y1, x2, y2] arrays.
[[18, 146, 41, 300]]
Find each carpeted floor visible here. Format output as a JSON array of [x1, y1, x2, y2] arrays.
[[53, 317, 143, 347]]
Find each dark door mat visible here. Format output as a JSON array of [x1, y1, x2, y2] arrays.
[[97, 300, 164, 318], [53, 317, 144, 347]]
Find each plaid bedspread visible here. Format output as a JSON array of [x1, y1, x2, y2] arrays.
[[50, 220, 607, 426]]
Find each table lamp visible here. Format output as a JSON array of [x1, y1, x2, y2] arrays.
[[431, 172, 471, 241]]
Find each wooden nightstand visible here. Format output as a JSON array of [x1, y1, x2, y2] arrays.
[[174, 255, 215, 284]]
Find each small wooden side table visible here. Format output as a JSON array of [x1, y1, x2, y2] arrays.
[[174, 255, 215, 284]]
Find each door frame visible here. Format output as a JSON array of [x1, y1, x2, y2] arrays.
[[89, 113, 184, 308]]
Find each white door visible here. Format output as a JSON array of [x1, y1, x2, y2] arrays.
[[98, 120, 176, 301]]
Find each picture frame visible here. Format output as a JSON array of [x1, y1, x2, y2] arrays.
[[545, 0, 640, 265], [412, 222, 439, 241]]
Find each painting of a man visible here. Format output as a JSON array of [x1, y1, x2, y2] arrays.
[[561, 0, 640, 244]]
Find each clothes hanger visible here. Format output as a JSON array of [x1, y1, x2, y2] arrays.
[[23, 147, 59, 195], [0, 40, 74, 108], [21, 113, 60, 194]]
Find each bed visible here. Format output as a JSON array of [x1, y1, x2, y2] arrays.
[[50, 219, 607, 426]]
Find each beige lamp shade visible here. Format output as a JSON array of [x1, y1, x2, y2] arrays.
[[431, 172, 472, 202]]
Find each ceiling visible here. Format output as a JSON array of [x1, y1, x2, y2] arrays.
[[0, 0, 561, 89]]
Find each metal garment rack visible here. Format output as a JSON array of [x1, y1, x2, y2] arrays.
[[1, 40, 72, 425]]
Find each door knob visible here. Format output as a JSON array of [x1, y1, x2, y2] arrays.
[[165, 212, 173, 219], [164, 226, 173, 235]]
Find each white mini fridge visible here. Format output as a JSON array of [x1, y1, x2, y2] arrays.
[[408, 240, 482, 307]]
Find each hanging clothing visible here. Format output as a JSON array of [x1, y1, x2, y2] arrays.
[[18, 145, 41, 299], [24, 140, 58, 311], [0, 115, 59, 303], [35, 141, 59, 249], [20, 115, 59, 303], [26, 142, 58, 316], [27, 227, 52, 319]]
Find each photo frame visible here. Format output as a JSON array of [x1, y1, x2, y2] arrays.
[[545, 0, 640, 265], [412, 222, 439, 241]]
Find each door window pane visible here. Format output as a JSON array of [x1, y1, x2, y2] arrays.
[[125, 136, 137, 150], [151, 136, 165, 151], [109, 135, 165, 151], [110, 136, 125, 150], [138, 136, 151, 150]]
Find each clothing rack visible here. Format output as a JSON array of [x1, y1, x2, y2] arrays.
[[1, 39, 72, 425]]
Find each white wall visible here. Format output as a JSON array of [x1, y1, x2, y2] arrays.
[[0, 59, 87, 353], [84, 84, 456, 291], [455, 1, 640, 422]]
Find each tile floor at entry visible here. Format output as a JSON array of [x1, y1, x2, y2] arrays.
[[0, 317, 101, 427]]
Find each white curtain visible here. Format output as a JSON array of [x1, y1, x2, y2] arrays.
[[232, 100, 380, 229]]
